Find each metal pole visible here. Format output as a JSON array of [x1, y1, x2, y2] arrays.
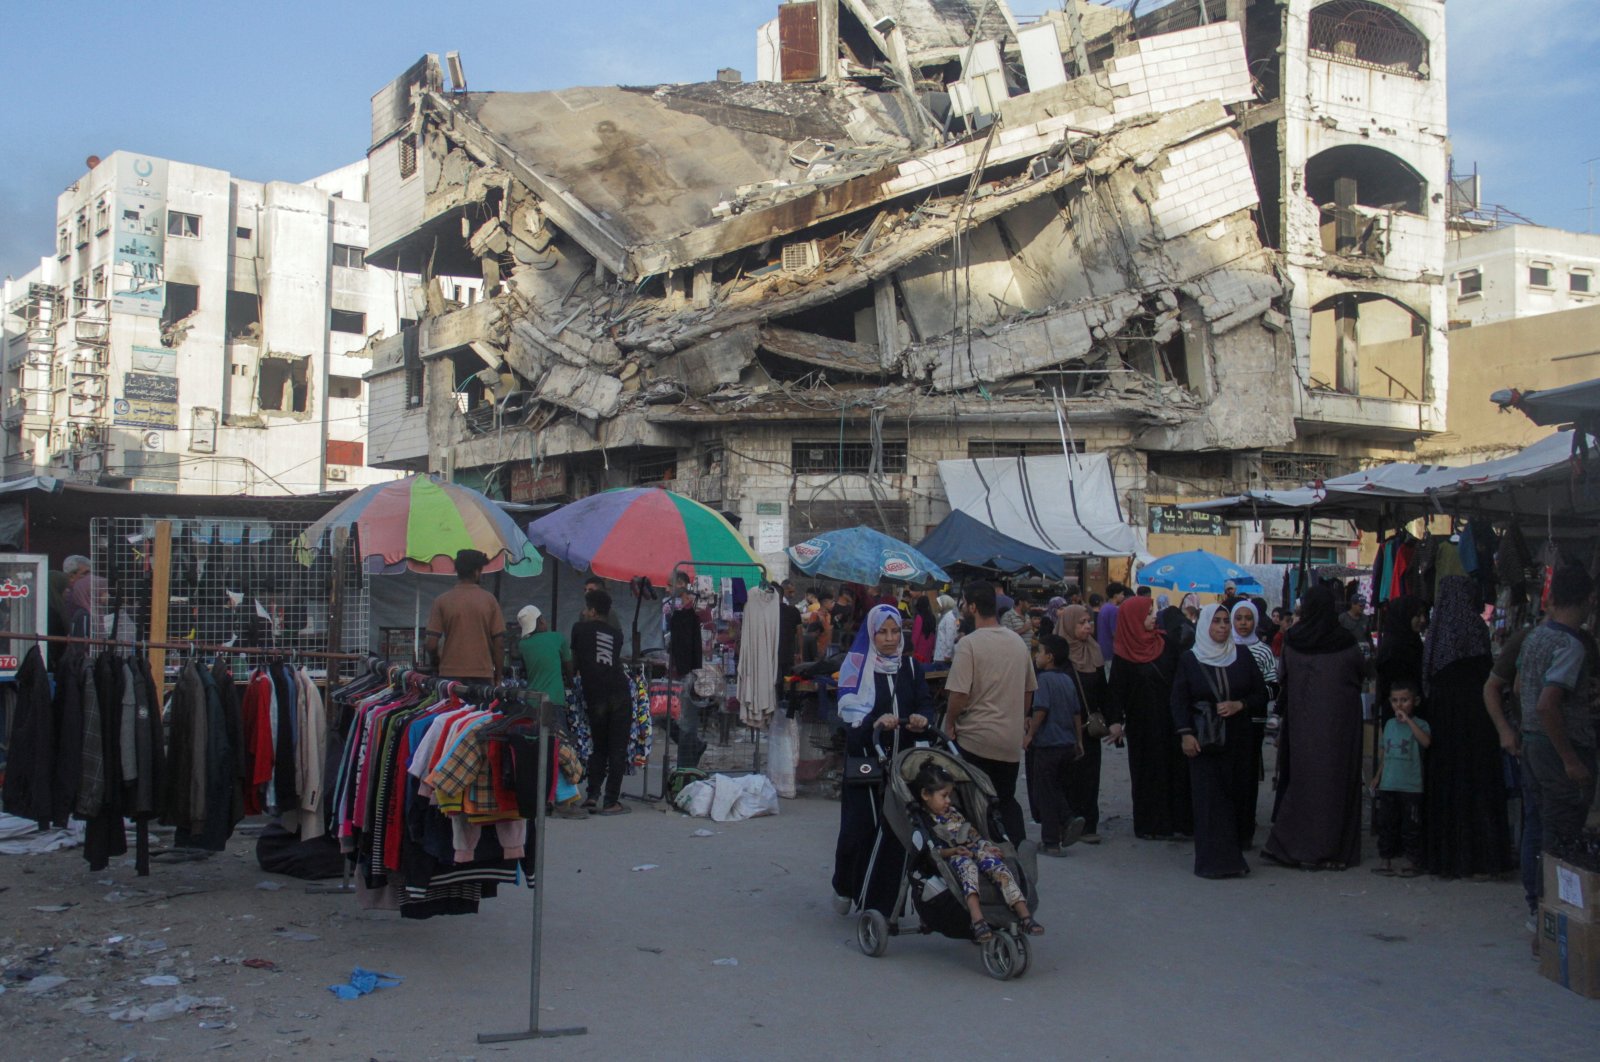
[[478, 698, 586, 1044]]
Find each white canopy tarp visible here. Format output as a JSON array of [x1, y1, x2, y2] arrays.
[[938, 453, 1138, 557]]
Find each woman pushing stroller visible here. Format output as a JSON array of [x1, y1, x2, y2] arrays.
[[916, 762, 1045, 941], [831, 605, 935, 914]]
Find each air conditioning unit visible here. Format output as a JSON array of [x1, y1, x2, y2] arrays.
[[781, 240, 820, 273], [327, 466, 349, 481]]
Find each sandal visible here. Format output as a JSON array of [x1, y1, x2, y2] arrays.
[[971, 920, 994, 943], [581, 799, 598, 811], [1019, 916, 1045, 936], [597, 803, 631, 816], [1396, 865, 1423, 878], [1370, 866, 1395, 877]]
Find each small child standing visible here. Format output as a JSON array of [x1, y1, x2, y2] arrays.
[[914, 763, 1044, 941], [1371, 679, 1432, 877], [1028, 635, 1087, 856]]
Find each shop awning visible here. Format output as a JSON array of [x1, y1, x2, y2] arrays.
[[915, 509, 1066, 579], [1494, 379, 1600, 434], [1180, 430, 1594, 521], [937, 453, 1138, 557]]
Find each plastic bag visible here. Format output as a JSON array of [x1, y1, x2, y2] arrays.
[[710, 774, 780, 822], [766, 715, 799, 799], [675, 779, 715, 818]]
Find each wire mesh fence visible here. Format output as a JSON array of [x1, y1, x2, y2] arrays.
[[90, 516, 369, 677]]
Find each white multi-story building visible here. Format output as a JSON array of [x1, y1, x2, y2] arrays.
[[1445, 224, 1600, 327], [0, 153, 414, 495]]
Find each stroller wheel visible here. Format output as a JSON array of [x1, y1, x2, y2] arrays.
[[856, 910, 890, 958], [980, 933, 1021, 980], [1010, 932, 1030, 979]]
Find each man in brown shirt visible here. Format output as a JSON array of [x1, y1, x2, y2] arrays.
[[424, 549, 505, 684], [946, 580, 1036, 845]]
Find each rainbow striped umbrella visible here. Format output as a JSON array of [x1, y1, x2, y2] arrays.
[[525, 488, 764, 586], [296, 475, 543, 576]]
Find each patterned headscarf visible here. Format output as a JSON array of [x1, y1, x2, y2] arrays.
[[1422, 576, 1491, 692], [836, 604, 905, 725], [1113, 595, 1167, 665]]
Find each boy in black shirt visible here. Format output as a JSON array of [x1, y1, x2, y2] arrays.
[[571, 589, 631, 815]]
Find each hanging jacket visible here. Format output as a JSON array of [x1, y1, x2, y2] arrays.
[[2, 648, 61, 828]]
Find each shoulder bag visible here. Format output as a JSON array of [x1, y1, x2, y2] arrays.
[[842, 673, 896, 787], [1191, 664, 1230, 752], [1071, 668, 1109, 739]]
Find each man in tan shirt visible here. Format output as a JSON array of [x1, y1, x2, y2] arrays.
[[424, 549, 505, 684], [945, 580, 1036, 845]]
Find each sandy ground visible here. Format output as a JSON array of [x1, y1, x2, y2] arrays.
[[1, 745, 1595, 1061]]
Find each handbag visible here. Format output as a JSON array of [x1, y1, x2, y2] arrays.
[[647, 679, 682, 720], [843, 754, 885, 786], [1070, 668, 1108, 738], [1191, 666, 1230, 751]]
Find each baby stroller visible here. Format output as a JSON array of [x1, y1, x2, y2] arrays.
[[852, 732, 1039, 980]]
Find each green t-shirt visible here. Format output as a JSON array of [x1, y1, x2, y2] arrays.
[[518, 631, 572, 706], [1378, 717, 1430, 794]]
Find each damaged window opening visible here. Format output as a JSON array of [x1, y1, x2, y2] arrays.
[[161, 282, 200, 333], [1306, 146, 1425, 257], [1261, 451, 1353, 483], [792, 439, 907, 475], [166, 211, 202, 239], [225, 290, 261, 340], [1457, 270, 1482, 297], [774, 285, 878, 345], [329, 375, 362, 401], [1309, 292, 1427, 400], [330, 309, 367, 335], [1148, 452, 1232, 484], [399, 135, 418, 179], [1308, 0, 1429, 76], [405, 365, 425, 409], [258, 356, 310, 414]]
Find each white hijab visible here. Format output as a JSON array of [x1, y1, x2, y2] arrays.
[[1230, 600, 1260, 647], [1192, 604, 1238, 668], [836, 605, 905, 726]]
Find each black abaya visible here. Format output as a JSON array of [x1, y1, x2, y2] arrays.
[[1110, 650, 1192, 839], [1423, 655, 1515, 878], [831, 660, 933, 913], [1262, 644, 1366, 868], [1171, 652, 1266, 878], [1065, 666, 1108, 833]]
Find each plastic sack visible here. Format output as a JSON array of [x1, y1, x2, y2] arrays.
[[710, 773, 779, 822], [766, 715, 799, 799], [675, 779, 715, 818]]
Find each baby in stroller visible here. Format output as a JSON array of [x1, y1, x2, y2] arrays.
[[915, 762, 1044, 942]]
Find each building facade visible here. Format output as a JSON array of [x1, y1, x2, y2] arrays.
[[1, 154, 412, 495], [1445, 224, 1600, 328], [361, 0, 1449, 580]]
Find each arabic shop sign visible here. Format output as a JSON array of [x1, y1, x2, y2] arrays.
[[1148, 505, 1225, 537]]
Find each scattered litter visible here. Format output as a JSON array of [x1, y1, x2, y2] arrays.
[[137, 939, 169, 954], [108, 994, 228, 1023], [690, 829, 716, 838], [198, 1020, 237, 1031], [31, 904, 74, 913], [242, 959, 279, 972], [327, 967, 402, 1000], [636, 946, 664, 955], [23, 976, 71, 994], [105, 935, 127, 946], [712, 958, 739, 967], [274, 930, 319, 943], [255, 881, 284, 892], [141, 975, 182, 987], [631, 864, 659, 872]]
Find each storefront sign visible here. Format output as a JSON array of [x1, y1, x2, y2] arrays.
[[1148, 505, 1225, 537], [510, 461, 567, 502], [755, 502, 783, 516], [111, 156, 168, 318], [114, 372, 178, 429], [756, 517, 785, 554], [0, 554, 48, 681]]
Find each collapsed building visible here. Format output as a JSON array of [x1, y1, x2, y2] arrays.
[[362, 0, 1449, 580]]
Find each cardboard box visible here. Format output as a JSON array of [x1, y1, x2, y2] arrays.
[[1543, 857, 1600, 921], [1538, 905, 1600, 999]]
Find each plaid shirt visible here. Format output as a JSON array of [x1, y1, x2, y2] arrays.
[[426, 716, 495, 811]]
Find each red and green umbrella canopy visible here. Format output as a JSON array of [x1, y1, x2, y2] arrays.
[[525, 487, 764, 586], [296, 475, 543, 576]]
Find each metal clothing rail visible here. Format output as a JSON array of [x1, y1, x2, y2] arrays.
[[0, 630, 366, 660]]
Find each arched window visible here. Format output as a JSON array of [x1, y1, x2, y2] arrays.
[[1306, 145, 1426, 214], [1309, 292, 1428, 399], [1309, 1, 1429, 77]]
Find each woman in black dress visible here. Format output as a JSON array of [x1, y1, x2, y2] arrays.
[[831, 605, 933, 914], [1374, 595, 1426, 717], [1172, 605, 1267, 878], [1060, 604, 1111, 842], [1421, 576, 1514, 879], [1110, 595, 1192, 839]]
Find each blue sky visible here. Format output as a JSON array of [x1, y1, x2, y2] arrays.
[[3, 0, 1596, 278]]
